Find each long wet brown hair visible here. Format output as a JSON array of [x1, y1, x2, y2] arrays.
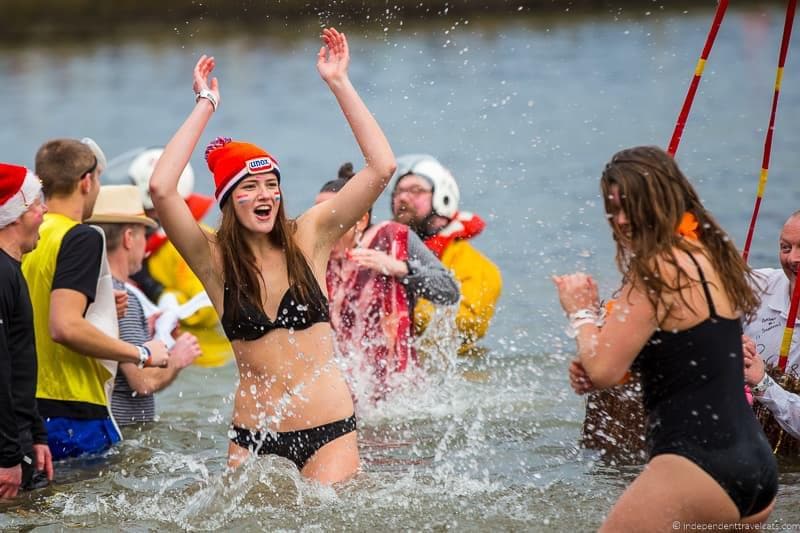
[[217, 188, 319, 321], [600, 146, 759, 321]]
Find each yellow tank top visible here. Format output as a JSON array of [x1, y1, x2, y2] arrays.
[[21, 213, 112, 407]]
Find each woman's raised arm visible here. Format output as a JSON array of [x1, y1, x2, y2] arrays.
[[306, 28, 396, 245], [150, 55, 220, 287]]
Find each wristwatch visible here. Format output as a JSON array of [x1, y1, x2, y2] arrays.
[[752, 372, 774, 396], [136, 345, 151, 368]]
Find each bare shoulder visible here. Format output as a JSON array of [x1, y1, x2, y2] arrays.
[[657, 245, 739, 323], [651, 245, 712, 283]]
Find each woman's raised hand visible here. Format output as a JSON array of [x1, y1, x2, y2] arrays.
[[317, 28, 350, 84], [193, 55, 220, 107]]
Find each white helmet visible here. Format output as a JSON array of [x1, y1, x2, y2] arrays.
[[394, 154, 460, 219], [104, 147, 194, 209]]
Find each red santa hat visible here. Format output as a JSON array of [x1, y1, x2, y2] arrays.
[[0, 163, 43, 229]]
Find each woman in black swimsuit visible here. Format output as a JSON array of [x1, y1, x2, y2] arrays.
[[554, 146, 777, 529], [149, 28, 396, 483]]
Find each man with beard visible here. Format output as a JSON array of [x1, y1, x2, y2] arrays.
[[391, 154, 501, 354]]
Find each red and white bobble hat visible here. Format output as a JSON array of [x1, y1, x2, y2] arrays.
[[0, 163, 42, 229], [204, 137, 281, 206]]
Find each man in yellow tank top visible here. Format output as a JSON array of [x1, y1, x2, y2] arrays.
[[21, 139, 169, 460]]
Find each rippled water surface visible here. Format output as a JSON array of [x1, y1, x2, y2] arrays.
[[2, 4, 800, 531]]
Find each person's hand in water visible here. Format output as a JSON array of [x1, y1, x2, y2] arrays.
[[317, 27, 350, 85], [348, 248, 409, 277], [193, 55, 220, 109], [0, 465, 21, 499], [33, 443, 54, 482]]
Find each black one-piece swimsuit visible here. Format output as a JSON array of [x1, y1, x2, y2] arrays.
[[632, 253, 777, 517]]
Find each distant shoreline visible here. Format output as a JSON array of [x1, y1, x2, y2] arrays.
[[1, 1, 783, 43]]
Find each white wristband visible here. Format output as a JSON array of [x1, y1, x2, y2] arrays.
[[566, 317, 597, 338], [136, 345, 151, 368], [568, 308, 598, 322], [752, 372, 774, 396], [195, 89, 218, 112]]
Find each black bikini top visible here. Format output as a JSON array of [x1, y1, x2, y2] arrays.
[[221, 275, 330, 342]]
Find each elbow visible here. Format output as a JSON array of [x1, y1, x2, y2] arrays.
[[49, 318, 74, 346], [126, 372, 157, 396], [131, 382, 154, 396], [377, 159, 397, 182], [585, 366, 628, 390], [148, 181, 167, 207], [386, 160, 398, 179]]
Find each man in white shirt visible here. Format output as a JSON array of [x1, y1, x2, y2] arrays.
[[744, 210, 800, 438]]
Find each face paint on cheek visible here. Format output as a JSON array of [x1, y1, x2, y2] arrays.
[[274, 193, 281, 203], [235, 193, 251, 205]]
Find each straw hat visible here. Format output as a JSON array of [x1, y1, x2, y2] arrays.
[[86, 185, 157, 228]]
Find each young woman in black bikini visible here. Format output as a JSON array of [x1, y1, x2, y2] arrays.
[[554, 146, 778, 530], [149, 28, 396, 483]]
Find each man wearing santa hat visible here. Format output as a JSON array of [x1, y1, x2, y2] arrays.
[[0, 163, 53, 499]]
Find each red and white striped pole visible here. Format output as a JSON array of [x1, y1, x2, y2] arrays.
[[667, 0, 729, 156], [742, 0, 797, 263]]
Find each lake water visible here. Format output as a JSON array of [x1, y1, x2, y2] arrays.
[[2, 4, 800, 531]]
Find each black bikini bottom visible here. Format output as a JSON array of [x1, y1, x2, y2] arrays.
[[230, 414, 357, 470]]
